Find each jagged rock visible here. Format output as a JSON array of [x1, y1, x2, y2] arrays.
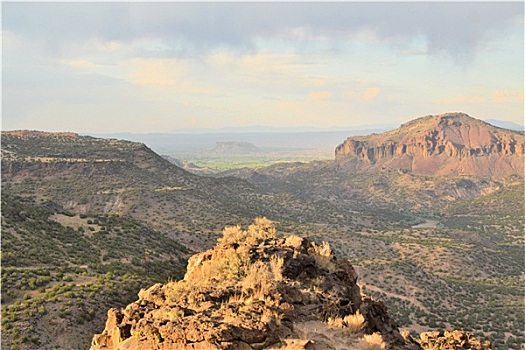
[[335, 113, 525, 178], [90, 219, 485, 350]]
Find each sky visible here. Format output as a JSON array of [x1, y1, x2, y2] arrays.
[[2, 2, 524, 133]]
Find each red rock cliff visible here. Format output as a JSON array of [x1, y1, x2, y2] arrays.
[[335, 113, 524, 178]]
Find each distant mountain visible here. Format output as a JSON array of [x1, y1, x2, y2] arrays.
[[484, 119, 523, 131], [208, 141, 264, 155], [91, 128, 392, 154], [335, 113, 524, 178]]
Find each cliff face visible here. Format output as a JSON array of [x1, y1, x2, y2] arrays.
[[335, 113, 524, 178], [90, 219, 490, 350]]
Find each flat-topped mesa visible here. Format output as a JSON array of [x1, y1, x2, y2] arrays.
[[2, 130, 79, 139], [210, 141, 264, 155], [335, 113, 525, 178]]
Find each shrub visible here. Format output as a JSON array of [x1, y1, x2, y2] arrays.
[[310, 241, 336, 273], [359, 333, 386, 350], [218, 225, 246, 245], [218, 217, 276, 245], [247, 217, 276, 240], [344, 310, 366, 333], [241, 261, 275, 302]]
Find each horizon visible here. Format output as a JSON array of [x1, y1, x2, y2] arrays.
[[2, 2, 524, 134], [2, 114, 523, 136]]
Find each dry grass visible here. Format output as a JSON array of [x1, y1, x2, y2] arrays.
[[247, 217, 276, 239], [165, 280, 192, 303], [310, 241, 336, 273], [327, 316, 345, 328], [260, 308, 284, 325], [327, 311, 365, 333], [359, 333, 386, 350], [219, 217, 277, 245], [241, 261, 275, 302], [218, 225, 246, 245], [344, 311, 366, 333], [270, 254, 284, 281]]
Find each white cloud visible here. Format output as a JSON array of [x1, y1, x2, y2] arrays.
[[440, 96, 486, 105], [492, 90, 524, 104], [362, 88, 381, 101]]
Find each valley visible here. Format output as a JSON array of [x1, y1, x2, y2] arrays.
[[1, 113, 524, 349]]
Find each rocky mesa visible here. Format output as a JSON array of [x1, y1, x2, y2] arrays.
[[334, 113, 524, 178], [90, 218, 490, 350]]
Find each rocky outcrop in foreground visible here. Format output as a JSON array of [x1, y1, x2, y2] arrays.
[[335, 113, 524, 178], [91, 218, 490, 350]]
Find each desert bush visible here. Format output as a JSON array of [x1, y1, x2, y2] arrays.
[[215, 246, 251, 281], [219, 217, 276, 245], [165, 281, 192, 303], [310, 241, 336, 273], [344, 310, 366, 333], [218, 225, 246, 245], [241, 261, 275, 302], [327, 316, 345, 328], [247, 217, 276, 240], [359, 333, 386, 350]]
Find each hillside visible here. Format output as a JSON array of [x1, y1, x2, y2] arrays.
[[90, 219, 490, 350], [1, 194, 189, 349], [1, 130, 420, 239], [1, 119, 523, 349], [162, 155, 217, 175], [1, 130, 314, 249], [334, 113, 524, 178]]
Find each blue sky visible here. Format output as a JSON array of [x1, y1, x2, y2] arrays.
[[2, 2, 523, 133]]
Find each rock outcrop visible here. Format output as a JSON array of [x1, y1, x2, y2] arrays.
[[335, 113, 525, 178], [415, 330, 491, 350], [90, 219, 490, 350]]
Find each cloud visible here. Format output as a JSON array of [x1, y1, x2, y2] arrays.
[[309, 91, 332, 100], [126, 59, 180, 87], [492, 90, 524, 103], [3, 2, 522, 63], [362, 88, 381, 101], [60, 59, 97, 70], [124, 59, 216, 95], [401, 49, 429, 57], [439, 96, 486, 105]]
